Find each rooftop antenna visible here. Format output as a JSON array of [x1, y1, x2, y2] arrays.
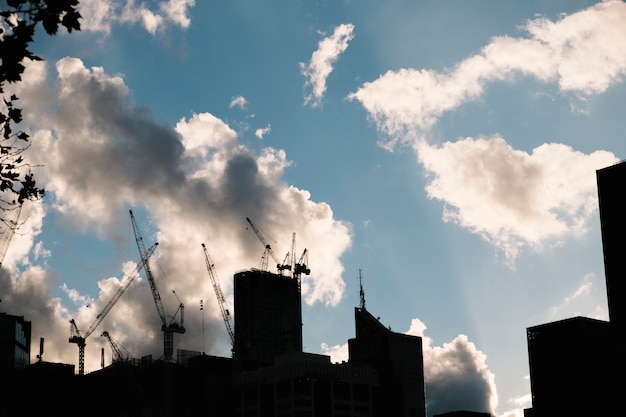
[[359, 269, 366, 310]]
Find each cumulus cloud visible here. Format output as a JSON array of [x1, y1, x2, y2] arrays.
[[321, 317, 497, 416], [255, 125, 272, 140], [78, 0, 195, 35], [417, 137, 618, 264], [320, 342, 348, 363], [0, 200, 45, 272], [500, 393, 532, 417], [1, 57, 351, 373], [348, 1, 626, 145], [348, 1, 625, 263], [159, 0, 195, 29], [406, 318, 498, 417], [175, 112, 238, 159], [300, 23, 355, 107]]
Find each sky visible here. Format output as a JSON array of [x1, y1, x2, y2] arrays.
[[1, 1, 625, 416]]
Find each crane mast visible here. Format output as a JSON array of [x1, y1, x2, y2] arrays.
[[201, 243, 235, 347], [129, 210, 184, 362], [68, 243, 157, 375]]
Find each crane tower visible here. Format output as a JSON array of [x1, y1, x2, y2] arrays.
[[129, 210, 185, 362], [69, 243, 157, 375], [202, 243, 235, 348]]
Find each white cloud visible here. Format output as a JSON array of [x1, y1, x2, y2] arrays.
[[499, 393, 532, 417], [406, 317, 429, 338], [347, 1, 625, 263], [417, 137, 618, 264], [1, 56, 352, 372], [61, 283, 93, 307], [547, 273, 609, 322], [522, 0, 626, 94], [255, 125, 272, 140], [75, 0, 116, 34], [176, 112, 238, 159], [405, 317, 497, 416], [78, 0, 195, 35], [348, 1, 626, 146], [160, 0, 195, 29], [229, 96, 248, 110], [300, 23, 355, 108], [320, 342, 349, 363], [0, 201, 45, 271]]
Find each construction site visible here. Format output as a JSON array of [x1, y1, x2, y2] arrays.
[[8, 161, 626, 417], [0, 211, 429, 417]]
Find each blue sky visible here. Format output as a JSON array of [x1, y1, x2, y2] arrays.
[[2, 1, 626, 416]]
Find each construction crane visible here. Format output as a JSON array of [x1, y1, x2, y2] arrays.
[[245, 217, 291, 274], [101, 331, 148, 406], [0, 202, 22, 269], [129, 210, 185, 362], [293, 248, 310, 292], [101, 331, 133, 363], [201, 243, 234, 347], [285, 231, 310, 291], [69, 242, 157, 375]]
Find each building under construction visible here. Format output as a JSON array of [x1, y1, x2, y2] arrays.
[[233, 269, 303, 372], [1, 263, 428, 417]]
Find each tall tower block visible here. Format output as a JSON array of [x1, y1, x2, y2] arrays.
[[233, 269, 302, 371], [596, 160, 626, 331]]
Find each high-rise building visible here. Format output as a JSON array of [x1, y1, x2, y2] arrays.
[[524, 161, 626, 417], [525, 316, 616, 417], [0, 312, 31, 370], [348, 307, 427, 417], [596, 160, 626, 331], [233, 269, 303, 371]]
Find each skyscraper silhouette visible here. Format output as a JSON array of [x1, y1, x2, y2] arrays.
[[524, 160, 626, 417], [348, 306, 427, 417], [233, 269, 303, 372], [596, 161, 626, 333]]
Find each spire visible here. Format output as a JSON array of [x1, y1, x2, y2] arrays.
[[359, 268, 366, 310]]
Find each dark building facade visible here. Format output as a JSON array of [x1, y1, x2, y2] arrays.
[[596, 160, 626, 332], [433, 412, 492, 417], [348, 307, 427, 417], [524, 161, 626, 417], [1, 352, 232, 417], [0, 312, 31, 370], [235, 352, 378, 417], [525, 317, 617, 417], [231, 268, 428, 417], [233, 269, 303, 372]]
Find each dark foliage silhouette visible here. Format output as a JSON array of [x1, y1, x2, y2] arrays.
[[0, 0, 81, 215]]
